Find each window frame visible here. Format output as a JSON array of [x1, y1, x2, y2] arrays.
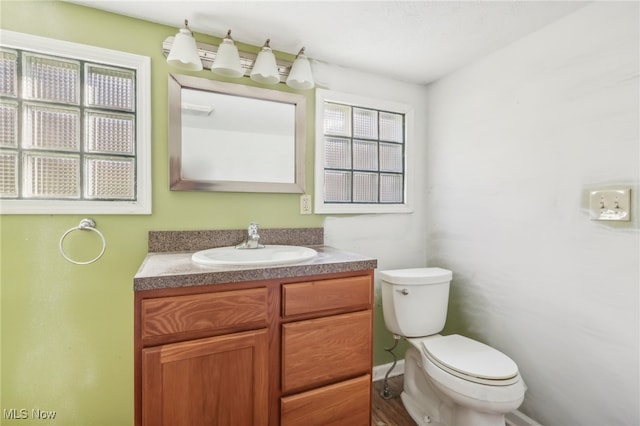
[[314, 88, 414, 214], [0, 30, 151, 215]]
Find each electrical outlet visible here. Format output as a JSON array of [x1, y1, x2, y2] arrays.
[[589, 188, 631, 221], [300, 194, 312, 214]]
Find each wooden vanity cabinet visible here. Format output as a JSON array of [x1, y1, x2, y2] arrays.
[[134, 271, 374, 426]]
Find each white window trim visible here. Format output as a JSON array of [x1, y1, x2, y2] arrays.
[[314, 88, 414, 214], [0, 30, 152, 215]]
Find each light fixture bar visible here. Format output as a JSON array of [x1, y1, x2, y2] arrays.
[[162, 35, 293, 82]]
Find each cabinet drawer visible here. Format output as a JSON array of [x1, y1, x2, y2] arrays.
[[281, 374, 371, 426], [141, 287, 268, 340], [282, 275, 372, 318], [281, 310, 372, 394]]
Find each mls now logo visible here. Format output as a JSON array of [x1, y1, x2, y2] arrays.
[[3, 408, 57, 420]]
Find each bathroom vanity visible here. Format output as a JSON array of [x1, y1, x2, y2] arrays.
[[133, 229, 376, 426]]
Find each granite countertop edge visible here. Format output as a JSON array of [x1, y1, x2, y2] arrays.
[[134, 245, 377, 291]]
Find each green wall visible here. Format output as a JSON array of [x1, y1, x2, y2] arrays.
[[0, 2, 327, 424]]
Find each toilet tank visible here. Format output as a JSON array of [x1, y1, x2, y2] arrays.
[[380, 267, 452, 338]]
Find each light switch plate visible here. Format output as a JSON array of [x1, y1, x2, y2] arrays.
[[589, 188, 631, 221]]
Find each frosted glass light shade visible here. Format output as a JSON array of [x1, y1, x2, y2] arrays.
[[166, 22, 203, 71], [211, 31, 244, 78], [250, 40, 280, 84], [286, 48, 314, 90]]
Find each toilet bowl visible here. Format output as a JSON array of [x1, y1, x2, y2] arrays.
[[411, 335, 526, 425], [379, 268, 527, 426]]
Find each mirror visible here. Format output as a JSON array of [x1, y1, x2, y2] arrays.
[[169, 74, 306, 192]]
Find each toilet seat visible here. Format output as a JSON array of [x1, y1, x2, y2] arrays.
[[421, 334, 520, 386]]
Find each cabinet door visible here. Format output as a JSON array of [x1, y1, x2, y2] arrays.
[[142, 329, 268, 426]]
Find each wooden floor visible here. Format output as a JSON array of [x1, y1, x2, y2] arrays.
[[372, 375, 417, 426]]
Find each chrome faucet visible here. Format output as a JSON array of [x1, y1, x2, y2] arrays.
[[236, 222, 265, 249]]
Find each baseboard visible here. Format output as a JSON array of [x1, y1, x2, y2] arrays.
[[372, 360, 542, 426], [372, 359, 405, 382], [505, 410, 543, 426]]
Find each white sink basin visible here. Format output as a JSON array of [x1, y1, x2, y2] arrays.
[[192, 245, 318, 267]]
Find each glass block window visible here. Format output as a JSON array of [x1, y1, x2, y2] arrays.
[[323, 103, 404, 203], [0, 31, 150, 214], [316, 89, 413, 214]]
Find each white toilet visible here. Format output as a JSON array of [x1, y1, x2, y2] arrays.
[[380, 267, 527, 426]]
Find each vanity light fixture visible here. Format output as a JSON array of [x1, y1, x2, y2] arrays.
[[164, 20, 315, 89], [166, 20, 203, 71], [286, 47, 315, 90], [250, 39, 280, 85], [210, 30, 244, 78]]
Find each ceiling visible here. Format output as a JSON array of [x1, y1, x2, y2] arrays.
[[67, 0, 589, 85]]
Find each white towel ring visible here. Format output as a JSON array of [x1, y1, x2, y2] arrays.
[[59, 218, 106, 265]]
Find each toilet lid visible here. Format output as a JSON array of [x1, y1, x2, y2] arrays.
[[422, 335, 519, 383]]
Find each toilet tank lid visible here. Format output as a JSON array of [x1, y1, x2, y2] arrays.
[[379, 267, 452, 285]]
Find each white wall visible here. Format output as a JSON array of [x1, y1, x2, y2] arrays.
[[424, 3, 639, 425]]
